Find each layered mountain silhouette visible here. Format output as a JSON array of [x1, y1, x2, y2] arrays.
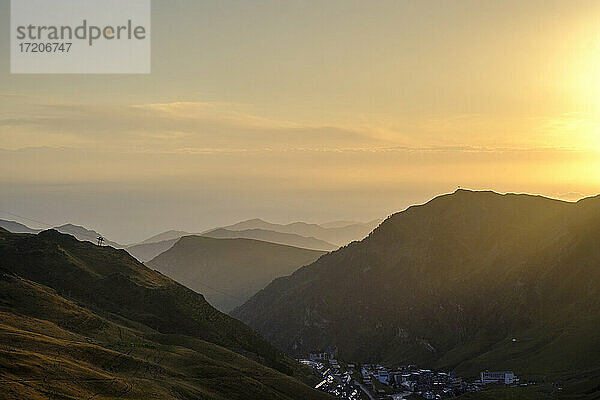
[[223, 218, 380, 246], [126, 238, 179, 262], [127, 228, 333, 263], [54, 223, 123, 248], [204, 228, 337, 251], [233, 190, 600, 396], [127, 218, 378, 263], [0, 228, 331, 400], [0, 219, 40, 234], [137, 229, 192, 245], [147, 236, 326, 312], [320, 220, 377, 229], [0, 220, 122, 248]]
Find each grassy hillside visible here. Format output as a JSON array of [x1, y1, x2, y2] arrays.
[[233, 190, 600, 397], [147, 236, 326, 311], [0, 229, 332, 400]]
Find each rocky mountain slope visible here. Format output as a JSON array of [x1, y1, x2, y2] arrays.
[[233, 190, 600, 396]]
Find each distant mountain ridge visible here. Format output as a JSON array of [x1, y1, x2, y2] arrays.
[[138, 229, 193, 244], [126, 237, 180, 262], [127, 227, 336, 262], [54, 223, 123, 248], [147, 236, 326, 312], [204, 227, 337, 251], [233, 190, 600, 397], [127, 217, 377, 262], [319, 220, 379, 229], [0, 229, 331, 400], [0, 219, 122, 248], [0, 219, 41, 234], [223, 218, 380, 246]]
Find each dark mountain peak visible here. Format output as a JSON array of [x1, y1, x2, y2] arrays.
[[37, 228, 67, 239], [364, 191, 574, 255], [37, 228, 116, 251], [387, 190, 568, 220], [453, 187, 488, 194], [233, 190, 600, 390], [447, 188, 550, 203], [54, 223, 104, 236], [54, 222, 102, 235], [444, 188, 557, 203], [34, 228, 87, 247]]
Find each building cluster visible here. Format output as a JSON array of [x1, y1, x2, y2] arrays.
[[302, 350, 520, 400], [301, 359, 361, 400], [361, 364, 465, 399]]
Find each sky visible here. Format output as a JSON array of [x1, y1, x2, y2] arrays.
[[1, 0, 600, 243]]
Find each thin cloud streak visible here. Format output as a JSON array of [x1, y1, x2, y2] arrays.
[[3, 98, 599, 153]]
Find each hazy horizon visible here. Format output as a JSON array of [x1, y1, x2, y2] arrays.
[[2, 0, 600, 243], [1, 187, 594, 244]]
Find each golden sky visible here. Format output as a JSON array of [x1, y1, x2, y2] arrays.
[[1, 0, 599, 242]]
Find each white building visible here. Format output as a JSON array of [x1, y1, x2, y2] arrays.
[[480, 371, 517, 385]]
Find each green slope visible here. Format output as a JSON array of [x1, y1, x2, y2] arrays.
[[0, 228, 332, 400]]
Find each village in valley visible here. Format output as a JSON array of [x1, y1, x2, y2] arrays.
[[300, 347, 523, 400]]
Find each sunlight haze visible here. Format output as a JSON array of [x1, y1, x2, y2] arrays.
[[1, 0, 599, 242]]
